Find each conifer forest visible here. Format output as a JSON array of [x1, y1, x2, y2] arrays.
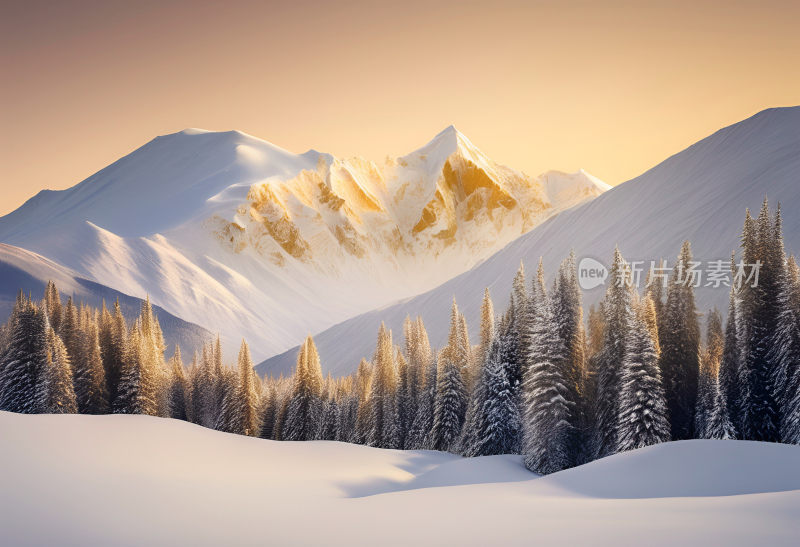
[[2, 202, 798, 475]]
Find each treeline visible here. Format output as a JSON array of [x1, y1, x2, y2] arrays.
[[0, 200, 798, 474]]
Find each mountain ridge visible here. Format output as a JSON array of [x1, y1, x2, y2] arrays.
[[257, 105, 800, 377], [0, 126, 608, 360]]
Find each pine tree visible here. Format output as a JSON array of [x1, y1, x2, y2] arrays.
[[259, 381, 279, 439], [214, 367, 239, 432], [660, 241, 701, 440], [430, 350, 467, 452], [114, 321, 158, 415], [74, 318, 109, 414], [616, 312, 670, 452], [366, 324, 400, 448], [479, 288, 495, 366], [37, 327, 78, 414], [0, 297, 50, 413], [395, 349, 411, 448], [705, 378, 736, 440], [719, 254, 741, 435], [234, 339, 259, 435], [353, 358, 373, 444], [767, 208, 800, 442], [43, 280, 62, 335], [594, 247, 635, 457], [696, 310, 723, 438], [737, 201, 780, 441], [779, 256, 800, 444], [168, 345, 190, 421], [523, 280, 572, 474], [100, 300, 127, 408], [406, 354, 437, 450], [282, 336, 324, 441], [551, 251, 587, 460], [318, 377, 340, 441], [468, 335, 520, 456]]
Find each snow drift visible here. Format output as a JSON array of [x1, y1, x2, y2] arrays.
[[0, 412, 798, 546]]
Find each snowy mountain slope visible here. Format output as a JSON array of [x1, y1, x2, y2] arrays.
[[1, 412, 798, 545], [0, 243, 211, 357], [258, 106, 800, 377], [0, 127, 607, 361]]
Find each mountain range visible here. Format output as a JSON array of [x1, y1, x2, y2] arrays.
[[258, 106, 800, 377], [0, 126, 608, 361]]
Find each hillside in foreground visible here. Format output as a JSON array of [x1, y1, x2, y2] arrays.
[[1, 412, 798, 546]]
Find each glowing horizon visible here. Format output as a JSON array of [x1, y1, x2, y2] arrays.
[[1, 0, 799, 215]]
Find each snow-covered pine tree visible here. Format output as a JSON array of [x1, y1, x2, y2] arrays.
[[479, 288, 495, 364], [615, 310, 670, 452], [335, 376, 359, 443], [194, 343, 218, 427], [719, 253, 741, 434], [37, 327, 78, 414], [395, 349, 411, 448], [214, 366, 239, 432], [406, 353, 437, 450], [317, 376, 340, 441], [737, 202, 780, 441], [353, 358, 373, 444], [43, 280, 62, 335], [660, 241, 701, 440], [470, 334, 520, 456], [366, 323, 400, 448], [168, 345, 190, 421], [457, 289, 497, 455], [551, 251, 588, 461], [696, 310, 723, 438], [766, 207, 800, 443], [705, 378, 736, 440], [0, 296, 50, 413], [457, 312, 476, 390], [702, 310, 735, 442], [99, 300, 128, 409], [282, 336, 324, 441], [74, 318, 109, 414], [235, 339, 259, 436], [778, 256, 800, 444], [592, 247, 634, 458], [259, 380, 278, 439], [114, 320, 159, 415], [523, 276, 572, 474], [594, 247, 635, 458], [430, 349, 467, 452], [271, 375, 292, 440]]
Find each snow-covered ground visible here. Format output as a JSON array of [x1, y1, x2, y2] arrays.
[[1, 412, 798, 546], [259, 106, 800, 377]]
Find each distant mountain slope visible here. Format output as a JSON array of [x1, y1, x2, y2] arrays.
[[258, 106, 800, 377], [0, 243, 211, 356], [0, 127, 607, 360]]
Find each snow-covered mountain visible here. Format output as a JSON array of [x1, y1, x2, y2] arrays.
[[0, 127, 607, 360], [258, 106, 800, 377], [0, 243, 211, 356]]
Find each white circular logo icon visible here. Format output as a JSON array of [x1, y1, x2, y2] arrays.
[[577, 257, 608, 290]]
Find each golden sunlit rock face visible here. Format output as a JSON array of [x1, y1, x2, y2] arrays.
[[208, 128, 606, 278]]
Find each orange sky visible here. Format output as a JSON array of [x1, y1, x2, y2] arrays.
[[1, 0, 799, 216]]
